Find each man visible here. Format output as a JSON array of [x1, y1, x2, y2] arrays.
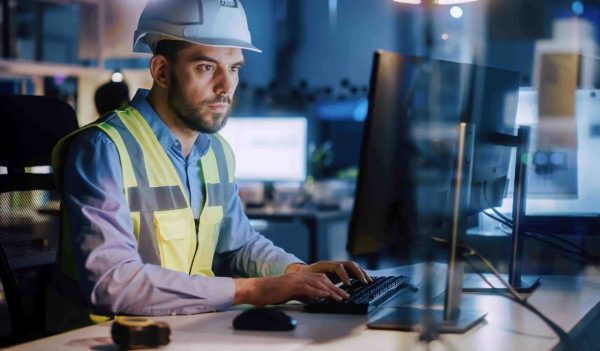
[[94, 80, 130, 116], [48, 0, 371, 331]]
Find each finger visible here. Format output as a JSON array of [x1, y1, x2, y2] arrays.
[[334, 263, 352, 286], [353, 262, 373, 283], [356, 264, 373, 283], [314, 276, 350, 300], [305, 274, 347, 300], [298, 284, 334, 302], [292, 284, 332, 302], [343, 261, 369, 284], [312, 280, 346, 301]]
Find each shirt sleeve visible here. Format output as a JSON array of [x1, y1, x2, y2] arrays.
[[215, 182, 305, 278], [63, 128, 235, 316]]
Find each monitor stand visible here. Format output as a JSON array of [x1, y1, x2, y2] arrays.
[[462, 126, 540, 294], [368, 123, 487, 334], [367, 307, 487, 333], [463, 273, 540, 293]]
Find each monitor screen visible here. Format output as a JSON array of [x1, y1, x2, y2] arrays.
[[345, 51, 516, 331], [219, 117, 308, 182], [347, 51, 519, 257]]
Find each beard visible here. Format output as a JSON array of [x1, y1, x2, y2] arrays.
[[167, 70, 231, 134]]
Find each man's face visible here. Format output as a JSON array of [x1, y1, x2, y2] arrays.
[[166, 44, 244, 134]]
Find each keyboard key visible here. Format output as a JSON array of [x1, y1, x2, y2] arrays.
[[305, 276, 412, 314]]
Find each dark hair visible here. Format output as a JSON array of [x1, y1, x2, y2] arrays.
[[94, 81, 130, 116], [154, 40, 193, 62]]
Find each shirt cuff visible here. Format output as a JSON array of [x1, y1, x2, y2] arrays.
[[192, 276, 236, 310]]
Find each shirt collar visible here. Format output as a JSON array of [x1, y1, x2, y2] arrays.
[[130, 89, 211, 157]]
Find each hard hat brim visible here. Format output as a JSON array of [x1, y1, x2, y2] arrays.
[[134, 33, 262, 54], [189, 37, 262, 53]]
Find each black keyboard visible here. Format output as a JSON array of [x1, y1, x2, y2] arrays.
[[305, 276, 413, 314]]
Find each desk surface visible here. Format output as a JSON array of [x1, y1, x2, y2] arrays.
[[8, 265, 600, 351]]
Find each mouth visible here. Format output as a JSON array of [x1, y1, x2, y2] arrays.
[[208, 103, 229, 113]]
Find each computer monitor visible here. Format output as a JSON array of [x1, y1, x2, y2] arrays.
[[347, 51, 520, 332], [219, 117, 308, 182], [347, 53, 520, 257]]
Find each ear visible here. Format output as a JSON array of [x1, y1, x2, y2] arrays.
[[149, 55, 169, 89]]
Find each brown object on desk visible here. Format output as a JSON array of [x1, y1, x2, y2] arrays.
[[537, 53, 579, 149], [111, 317, 171, 350]]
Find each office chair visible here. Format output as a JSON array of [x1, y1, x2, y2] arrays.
[[0, 95, 78, 343]]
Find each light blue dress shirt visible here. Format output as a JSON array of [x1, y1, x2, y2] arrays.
[[63, 89, 303, 315]]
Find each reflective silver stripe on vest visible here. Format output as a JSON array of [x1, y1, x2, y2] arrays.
[[128, 186, 188, 211], [106, 116, 162, 266], [206, 135, 233, 206], [209, 135, 230, 184], [206, 183, 232, 207], [107, 117, 149, 188]]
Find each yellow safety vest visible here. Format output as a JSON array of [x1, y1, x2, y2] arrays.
[[48, 105, 235, 331]]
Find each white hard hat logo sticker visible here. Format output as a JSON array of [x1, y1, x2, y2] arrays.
[[219, 0, 238, 8], [183, 27, 200, 37]]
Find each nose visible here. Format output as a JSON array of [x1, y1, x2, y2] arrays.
[[214, 68, 235, 97]]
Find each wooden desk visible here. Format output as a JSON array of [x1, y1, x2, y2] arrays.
[[7, 266, 600, 351]]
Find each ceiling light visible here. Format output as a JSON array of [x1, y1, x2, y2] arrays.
[[393, 0, 421, 4], [572, 1, 584, 16], [111, 71, 124, 83], [450, 5, 463, 18], [393, 0, 478, 4], [436, 0, 477, 4]]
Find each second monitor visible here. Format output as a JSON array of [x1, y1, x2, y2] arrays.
[[219, 116, 308, 183]]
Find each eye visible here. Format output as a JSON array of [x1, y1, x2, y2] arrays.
[[230, 65, 242, 73], [198, 64, 216, 72]]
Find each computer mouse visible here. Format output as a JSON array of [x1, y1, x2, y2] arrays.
[[232, 307, 297, 331]]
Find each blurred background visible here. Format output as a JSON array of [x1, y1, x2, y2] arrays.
[[1, 0, 600, 337], [2, 0, 598, 179]]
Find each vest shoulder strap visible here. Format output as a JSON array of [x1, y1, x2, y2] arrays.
[[211, 133, 236, 184]]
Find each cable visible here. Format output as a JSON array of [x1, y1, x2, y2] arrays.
[[482, 210, 600, 268], [431, 235, 574, 349], [461, 251, 574, 350], [482, 211, 599, 269], [481, 189, 600, 265], [525, 232, 597, 267], [489, 205, 600, 262], [421, 335, 459, 351], [432, 236, 525, 300], [483, 211, 581, 258], [481, 210, 511, 227]]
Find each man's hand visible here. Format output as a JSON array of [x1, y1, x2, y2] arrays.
[[233, 260, 373, 307], [285, 261, 373, 286], [233, 271, 350, 306]]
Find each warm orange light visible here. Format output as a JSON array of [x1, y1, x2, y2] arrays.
[[393, 0, 478, 4], [436, 0, 477, 4], [393, 0, 421, 4]]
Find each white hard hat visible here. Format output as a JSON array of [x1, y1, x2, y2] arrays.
[[133, 0, 261, 54]]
